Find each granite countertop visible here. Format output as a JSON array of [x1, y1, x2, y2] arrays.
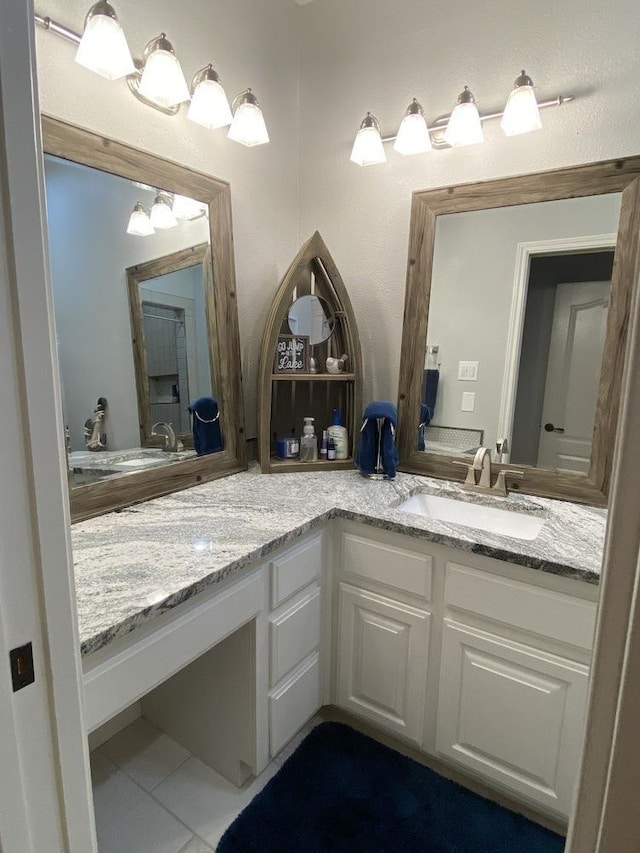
[[72, 466, 607, 657]]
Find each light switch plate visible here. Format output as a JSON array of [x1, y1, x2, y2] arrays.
[[458, 361, 479, 381], [461, 392, 476, 412]]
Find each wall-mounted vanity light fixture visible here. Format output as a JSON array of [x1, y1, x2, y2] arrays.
[[35, 2, 269, 147], [351, 70, 573, 165]]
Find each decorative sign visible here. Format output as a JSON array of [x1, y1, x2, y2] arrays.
[[274, 334, 309, 373]]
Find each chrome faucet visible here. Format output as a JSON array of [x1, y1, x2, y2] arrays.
[[151, 422, 181, 452], [454, 446, 524, 496]]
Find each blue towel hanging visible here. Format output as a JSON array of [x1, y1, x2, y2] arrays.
[[355, 401, 399, 478], [188, 396, 223, 456]]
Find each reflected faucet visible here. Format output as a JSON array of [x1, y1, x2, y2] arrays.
[[151, 422, 180, 452]]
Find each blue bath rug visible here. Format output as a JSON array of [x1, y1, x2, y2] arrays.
[[217, 721, 565, 852]]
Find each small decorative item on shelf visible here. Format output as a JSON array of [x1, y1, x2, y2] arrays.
[[274, 334, 309, 373], [326, 353, 348, 374]]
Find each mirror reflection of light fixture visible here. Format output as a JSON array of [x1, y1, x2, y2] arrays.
[[187, 65, 233, 130], [126, 202, 155, 236], [444, 86, 484, 147], [501, 70, 542, 136], [149, 193, 178, 229], [138, 33, 191, 110], [393, 98, 432, 156], [228, 90, 270, 147], [172, 194, 208, 220], [350, 112, 386, 166], [74, 0, 134, 80]]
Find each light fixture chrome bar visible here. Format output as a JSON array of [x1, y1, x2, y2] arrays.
[[35, 13, 81, 45], [380, 95, 575, 146]]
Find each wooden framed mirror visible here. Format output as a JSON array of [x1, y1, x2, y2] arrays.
[[396, 157, 640, 506], [42, 117, 246, 521], [126, 243, 214, 448]]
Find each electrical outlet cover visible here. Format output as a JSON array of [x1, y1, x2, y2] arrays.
[[461, 391, 476, 412]]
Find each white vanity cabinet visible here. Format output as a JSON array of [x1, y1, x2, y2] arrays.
[[333, 522, 598, 820], [267, 532, 324, 757], [437, 562, 595, 816], [335, 531, 433, 746]]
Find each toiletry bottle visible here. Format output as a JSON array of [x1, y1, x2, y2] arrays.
[[327, 408, 349, 460], [300, 417, 318, 462], [327, 436, 336, 461], [320, 429, 328, 460]]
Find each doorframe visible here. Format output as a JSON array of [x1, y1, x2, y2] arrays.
[[0, 1, 97, 849], [497, 233, 618, 453]]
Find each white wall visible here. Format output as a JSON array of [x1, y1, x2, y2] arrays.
[[36, 0, 640, 434], [297, 0, 640, 408], [44, 156, 209, 449], [426, 194, 621, 452], [36, 0, 301, 438]]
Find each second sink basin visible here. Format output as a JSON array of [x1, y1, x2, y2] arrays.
[[397, 493, 545, 541]]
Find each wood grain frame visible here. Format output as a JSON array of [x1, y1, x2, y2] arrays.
[[42, 116, 247, 522], [126, 243, 212, 446], [396, 157, 640, 506]]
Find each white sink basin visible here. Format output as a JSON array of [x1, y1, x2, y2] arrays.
[[397, 493, 545, 541]]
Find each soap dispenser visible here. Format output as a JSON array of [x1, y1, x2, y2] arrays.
[[327, 408, 349, 460], [300, 417, 318, 462]]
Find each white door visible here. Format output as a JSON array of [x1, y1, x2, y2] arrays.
[[537, 280, 610, 472], [336, 582, 430, 745], [436, 619, 589, 817]]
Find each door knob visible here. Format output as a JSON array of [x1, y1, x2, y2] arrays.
[[544, 423, 565, 433]]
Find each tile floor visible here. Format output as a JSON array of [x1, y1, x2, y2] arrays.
[[90, 716, 322, 853]]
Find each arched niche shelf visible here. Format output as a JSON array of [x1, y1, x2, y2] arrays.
[[258, 231, 363, 472]]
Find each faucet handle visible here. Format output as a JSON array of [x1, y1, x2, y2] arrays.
[[493, 469, 524, 496], [452, 460, 477, 487]]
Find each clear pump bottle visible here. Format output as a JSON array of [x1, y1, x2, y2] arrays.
[[300, 417, 318, 462]]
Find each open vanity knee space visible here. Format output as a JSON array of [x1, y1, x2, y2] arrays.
[[74, 466, 604, 829]]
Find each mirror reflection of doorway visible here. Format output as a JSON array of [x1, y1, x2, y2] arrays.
[[510, 250, 614, 472]]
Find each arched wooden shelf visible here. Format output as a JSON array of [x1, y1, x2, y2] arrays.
[[258, 232, 363, 473]]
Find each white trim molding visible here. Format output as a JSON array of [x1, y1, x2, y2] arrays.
[[497, 233, 618, 456]]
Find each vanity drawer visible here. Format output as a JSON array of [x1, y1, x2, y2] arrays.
[[270, 586, 321, 687], [271, 533, 323, 608], [445, 563, 597, 651], [341, 533, 432, 601], [269, 653, 321, 756]]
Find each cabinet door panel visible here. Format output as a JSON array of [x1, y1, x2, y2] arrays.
[[437, 619, 588, 816], [336, 583, 430, 745]]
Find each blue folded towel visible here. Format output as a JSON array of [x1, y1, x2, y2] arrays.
[[356, 401, 399, 478], [188, 396, 223, 456]]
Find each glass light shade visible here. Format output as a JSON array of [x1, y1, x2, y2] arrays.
[[126, 204, 154, 236], [350, 113, 386, 166], [138, 35, 190, 109], [444, 88, 484, 147], [188, 67, 233, 130], [149, 195, 178, 229], [228, 93, 270, 147], [172, 194, 208, 220], [393, 108, 432, 156], [75, 3, 135, 80], [501, 74, 542, 136]]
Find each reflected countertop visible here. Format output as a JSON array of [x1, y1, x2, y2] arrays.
[[71, 465, 607, 657]]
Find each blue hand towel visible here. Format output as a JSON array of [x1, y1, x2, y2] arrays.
[[188, 396, 223, 456], [356, 401, 399, 478], [422, 368, 439, 418]]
